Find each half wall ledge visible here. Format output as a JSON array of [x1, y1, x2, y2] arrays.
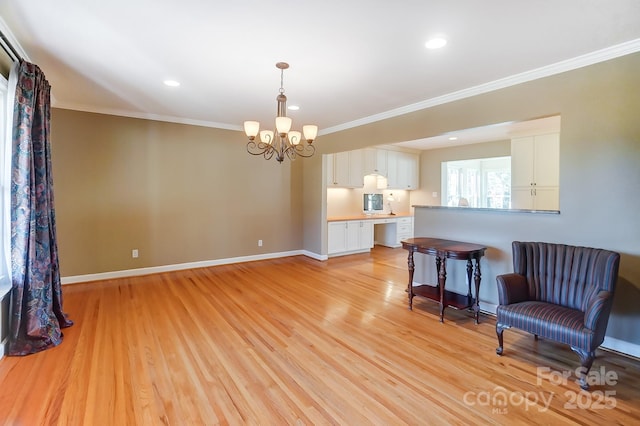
[[412, 205, 560, 215]]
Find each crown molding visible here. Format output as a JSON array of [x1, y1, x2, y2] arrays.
[[320, 38, 640, 136], [53, 102, 243, 131]]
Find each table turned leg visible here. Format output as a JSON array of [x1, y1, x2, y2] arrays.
[[435, 257, 442, 292], [438, 256, 447, 323], [473, 257, 482, 324], [466, 259, 473, 304], [407, 250, 415, 310]]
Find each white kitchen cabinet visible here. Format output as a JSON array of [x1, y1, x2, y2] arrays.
[[325, 152, 348, 187], [358, 221, 374, 249], [326, 148, 418, 190], [399, 152, 419, 190], [363, 148, 388, 177], [328, 220, 374, 256], [395, 216, 414, 243], [345, 221, 360, 251], [387, 150, 419, 190], [511, 133, 559, 210], [348, 150, 365, 187], [326, 151, 365, 188], [512, 186, 559, 210], [328, 221, 348, 254], [374, 216, 413, 248]]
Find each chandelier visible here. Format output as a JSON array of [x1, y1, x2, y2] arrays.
[[244, 62, 318, 163]]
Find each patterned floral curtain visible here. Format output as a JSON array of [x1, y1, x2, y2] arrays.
[[8, 61, 72, 356]]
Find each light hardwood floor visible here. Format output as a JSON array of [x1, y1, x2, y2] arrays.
[[0, 247, 638, 425]]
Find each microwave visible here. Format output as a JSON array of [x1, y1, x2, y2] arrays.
[[363, 193, 384, 214]]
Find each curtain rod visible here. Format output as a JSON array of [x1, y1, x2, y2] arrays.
[[0, 29, 22, 62]]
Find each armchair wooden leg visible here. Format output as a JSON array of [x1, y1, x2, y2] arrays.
[[496, 324, 508, 355], [571, 347, 595, 390]]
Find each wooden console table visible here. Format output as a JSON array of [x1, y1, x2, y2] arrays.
[[401, 237, 487, 323]]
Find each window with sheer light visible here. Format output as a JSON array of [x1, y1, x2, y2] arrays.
[[441, 156, 511, 209], [0, 75, 9, 294]]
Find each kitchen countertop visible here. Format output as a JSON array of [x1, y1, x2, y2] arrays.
[[327, 213, 413, 222]]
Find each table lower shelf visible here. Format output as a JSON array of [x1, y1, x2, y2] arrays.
[[411, 284, 474, 310]]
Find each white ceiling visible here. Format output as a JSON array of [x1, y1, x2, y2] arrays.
[[1, 1, 640, 148], [394, 115, 562, 150]]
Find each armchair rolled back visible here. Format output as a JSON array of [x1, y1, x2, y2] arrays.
[[512, 241, 620, 311]]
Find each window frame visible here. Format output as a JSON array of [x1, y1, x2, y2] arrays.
[[0, 74, 10, 296], [441, 156, 511, 209]]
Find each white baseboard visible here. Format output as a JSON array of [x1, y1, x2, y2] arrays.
[[480, 301, 498, 315], [61, 250, 325, 284], [301, 250, 328, 261], [602, 336, 640, 359], [328, 248, 371, 258]]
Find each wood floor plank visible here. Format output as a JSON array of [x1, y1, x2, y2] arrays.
[[0, 246, 638, 425]]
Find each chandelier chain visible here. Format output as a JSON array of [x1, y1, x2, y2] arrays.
[[280, 68, 285, 94]]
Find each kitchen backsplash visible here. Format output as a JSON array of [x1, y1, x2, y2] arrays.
[[327, 185, 411, 218]]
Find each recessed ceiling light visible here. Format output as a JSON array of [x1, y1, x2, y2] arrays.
[[288, 105, 300, 111], [163, 80, 180, 87], [425, 37, 447, 49]]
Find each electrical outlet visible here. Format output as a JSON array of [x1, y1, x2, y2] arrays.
[[258, 240, 263, 247], [132, 249, 139, 258], [432, 192, 438, 198]]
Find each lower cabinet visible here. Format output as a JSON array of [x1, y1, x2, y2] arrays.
[[511, 186, 559, 211], [328, 220, 374, 256], [329, 217, 413, 255], [396, 216, 414, 243], [374, 216, 413, 248]]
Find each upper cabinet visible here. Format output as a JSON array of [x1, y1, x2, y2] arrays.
[[511, 133, 559, 210], [364, 148, 388, 176], [386, 150, 419, 190], [326, 148, 419, 190], [326, 151, 365, 188]]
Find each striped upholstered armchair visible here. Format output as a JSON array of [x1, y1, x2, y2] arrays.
[[495, 241, 620, 390]]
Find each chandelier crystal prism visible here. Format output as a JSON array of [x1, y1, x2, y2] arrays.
[[244, 62, 318, 163]]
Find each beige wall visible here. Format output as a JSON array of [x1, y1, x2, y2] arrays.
[[51, 110, 303, 276], [411, 139, 511, 207], [305, 52, 640, 352]]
